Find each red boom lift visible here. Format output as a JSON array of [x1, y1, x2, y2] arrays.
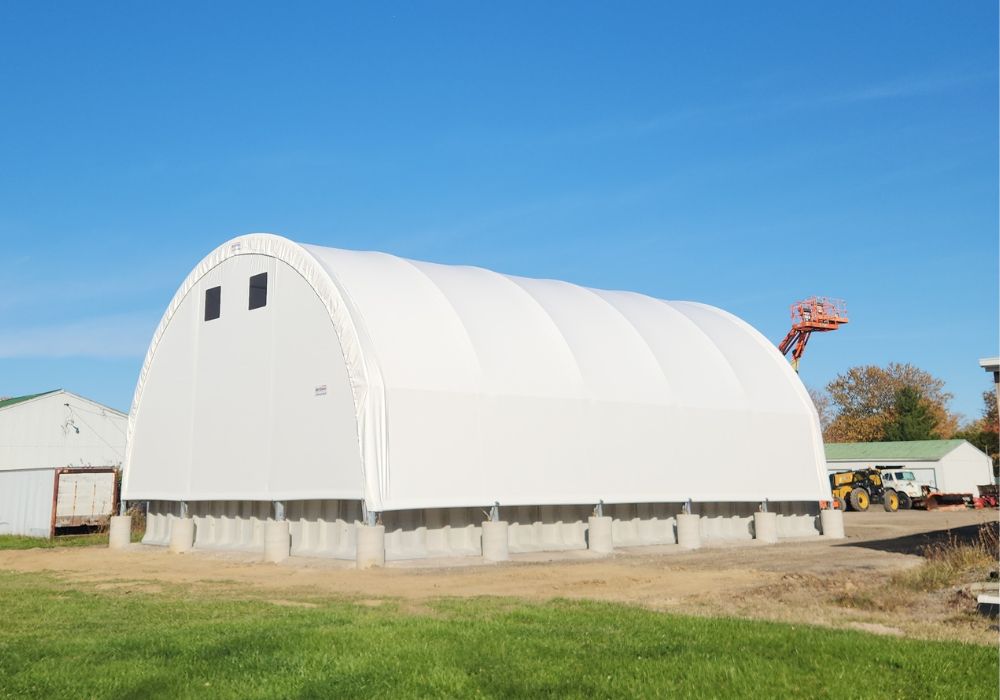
[[778, 297, 848, 372]]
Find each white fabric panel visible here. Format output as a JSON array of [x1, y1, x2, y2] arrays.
[[125, 286, 198, 494], [0, 468, 55, 537], [125, 254, 363, 501], [306, 241, 830, 508], [188, 254, 275, 495], [0, 392, 126, 471], [666, 302, 829, 500], [591, 291, 746, 409], [507, 276, 667, 403], [125, 234, 831, 511], [413, 264, 586, 398], [320, 252, 482, 393]]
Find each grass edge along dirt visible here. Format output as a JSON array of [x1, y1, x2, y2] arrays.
[[0, 571, 994, 699], [0, 530, 144, 550]]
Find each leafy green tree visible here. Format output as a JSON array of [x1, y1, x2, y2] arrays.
[[881, 387, 939, 441]]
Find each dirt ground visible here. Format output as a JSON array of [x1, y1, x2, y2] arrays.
[[2, 509, 997, 644]]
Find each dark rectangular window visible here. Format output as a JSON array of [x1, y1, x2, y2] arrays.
[[205, 286, 221, 321], [249, 272, 268, 310]]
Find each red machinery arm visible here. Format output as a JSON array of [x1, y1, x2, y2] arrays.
[[777, 297, 847, 372]]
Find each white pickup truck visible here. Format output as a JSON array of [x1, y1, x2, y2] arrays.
[[878, 469, 930, 509]]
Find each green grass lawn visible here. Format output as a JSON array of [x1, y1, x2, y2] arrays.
[[0, 572, 994, 699], [0, 533, 111, 550], [0, 529, 145, 550]]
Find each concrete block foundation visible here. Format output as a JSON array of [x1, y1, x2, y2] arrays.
[[140, 499, 822, 561]]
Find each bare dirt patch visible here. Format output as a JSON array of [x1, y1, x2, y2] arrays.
[[2, 509, 995, 644], [93, 581, 163, 594], [268, 599, 319, 608]]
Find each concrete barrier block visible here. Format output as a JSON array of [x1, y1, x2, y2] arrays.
[[587, 515, 614, 553], [481, 520, 510, 561], [356, 524, 386, 569], [820, 509, 845, 539], [676, 513, 701, 549], [264, 520, 291, 563], [108, 515, 132, 549], [168, 517, 195, 553], [753, 511, 778, 543]]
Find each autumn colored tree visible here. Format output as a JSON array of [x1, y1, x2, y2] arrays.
[[807, 386, 833, 434], [822, 363, 959, 443]]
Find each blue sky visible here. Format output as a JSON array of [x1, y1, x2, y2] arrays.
[[0, 2, 996, 420]]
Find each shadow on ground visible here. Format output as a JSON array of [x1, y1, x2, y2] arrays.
[[837, 520, 998, 557]]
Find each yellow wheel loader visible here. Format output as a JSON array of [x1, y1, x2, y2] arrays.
[[829, 469, 899, 512]]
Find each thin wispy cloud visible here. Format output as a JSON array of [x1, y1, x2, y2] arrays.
[[0, 312, 155, 359], [547, 104, 734, 144], [554, 70, 991, 144], [803, 72, 989, 107]]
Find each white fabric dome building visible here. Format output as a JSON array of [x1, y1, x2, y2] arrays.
[[124, 234, 831, 560]]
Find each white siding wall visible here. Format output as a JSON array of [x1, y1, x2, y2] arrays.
[[0, 468, 55, 537], [938, 443, 994, 493], [0, 392, 126, 471]]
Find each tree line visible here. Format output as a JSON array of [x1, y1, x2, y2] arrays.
[[810, 362, 999, 469]]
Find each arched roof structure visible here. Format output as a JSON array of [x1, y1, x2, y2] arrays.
[[124, 234, 830, 511]]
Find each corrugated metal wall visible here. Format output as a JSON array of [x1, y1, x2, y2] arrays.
[[0, 468, 55, 537]]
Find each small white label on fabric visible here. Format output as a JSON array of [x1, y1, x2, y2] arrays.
[[315, 385, 327, 397]]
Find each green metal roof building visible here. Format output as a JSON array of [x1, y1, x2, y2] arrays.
[[824, 439, 993, 494], [0, 390, 60, 410]]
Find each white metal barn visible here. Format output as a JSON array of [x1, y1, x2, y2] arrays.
[[124, 234, 832, 560], [0, 390, 126, 537], [825, 440, 994, 495]]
